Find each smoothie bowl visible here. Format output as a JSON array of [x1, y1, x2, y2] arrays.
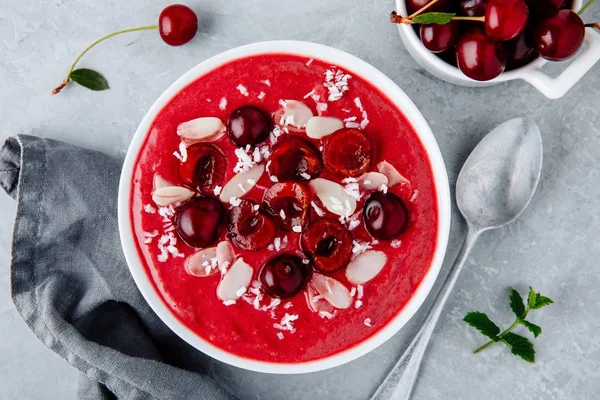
[[118, 41, 451, 373]]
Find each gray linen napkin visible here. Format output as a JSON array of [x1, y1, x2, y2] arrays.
[[0, 135, 236, 400]]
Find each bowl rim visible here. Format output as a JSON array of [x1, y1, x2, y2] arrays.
[[394, 0, 583, 83], [118, 40, 452, 374]]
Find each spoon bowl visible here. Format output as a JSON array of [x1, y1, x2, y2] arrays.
[[457, 118, 543, 230]]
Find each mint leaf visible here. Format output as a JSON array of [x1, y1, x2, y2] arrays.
[[509, 287, 526, 318], [502, 333, 535, 363], [522, 320, 542, 338], [69, 68, 109, 91], [464, 312, 500, 340], [411, 12, 455, 25], [528, 287, 554, 309]]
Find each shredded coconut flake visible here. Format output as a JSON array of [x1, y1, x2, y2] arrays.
[[355, 300, 363, 309], [391, 239, 402, 249], [229, 197, 242, 207], [303, 89, 316, 99], [357, 285, 364, 299], [311, 201, 325, 217], [257, 91, 266, 100], [292, 225, 302, 233], [236, 84, 249, 96], [354, 97, 364, 111], [273, 237, 282, 251], [378, 184, 388, 194], [274, 313, 299, 333], [344, 116, 358, 122], [352, 240, 372, 255], [279, 209, 287, 220], [277, 332, 285, 340], [261, 79, 271, 87], [410, 189, 420, 202], [213, 186, 222, 196], [350, 287, 357, 297], [345, 121, 361, 129], [143, 204, 156, 214], [219, 97, 227, 110], [235, 286, 247, 297], [284, 302, 293, 309], [300, 172, 312, 180], [318, 310, 336, 320], [364, 318, 372, 327], [324, 68, 351, 102], [316, 102, 328, 112], [306, 58, 314, 67]]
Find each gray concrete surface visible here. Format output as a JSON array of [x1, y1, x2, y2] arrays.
[[1, 0, 599, 399]]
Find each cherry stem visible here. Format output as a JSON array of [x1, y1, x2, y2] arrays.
[[408, 0, 440, 18], [584, 22, 600, 30], [579, 0, 596, 15], [390, 11, 413, 24], [52, 25, 158, 95], [452, 16, 485, 22]]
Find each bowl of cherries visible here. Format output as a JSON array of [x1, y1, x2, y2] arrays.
[[391, 0, 600, 98]]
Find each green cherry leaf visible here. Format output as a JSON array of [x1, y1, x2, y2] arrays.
[[502, 333, 535, 363], [69, 68, 109, 91], [464, 312, 501, 340], [509, 287, 526, 319], [411, 12, 456, 25], [522, 320, 542, 338]]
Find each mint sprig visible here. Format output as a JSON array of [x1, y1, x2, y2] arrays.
[[464, 286, 553, 363]]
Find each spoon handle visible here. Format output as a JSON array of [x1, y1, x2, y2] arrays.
[[370, 228, 481, 400]]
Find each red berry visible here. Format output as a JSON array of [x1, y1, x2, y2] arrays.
[[227, 106, 272, 147], [323, 128, 373, 178], [177, 143, 226, 194], [268, 136, 323, 182], [262, 182, 310, 231], [227, 199, 277, 251], [301, 219, 352, 274], [485, 0, 529, 41], [534, 10, 584, 61], [407, 0, 452, 14], [420, 22, 461, 53], [504, 30, 538, 69], [158, 4, 198, 46], [456, 30, 506, 81], [259, 254, 312, 299], [175, 197, 225, 248], [459, 0, 485, 16], [526, 0, 565, 19], [363, 192, 409, 240]]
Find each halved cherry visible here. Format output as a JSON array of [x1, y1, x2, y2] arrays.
[[259, 254, 312, 299], [363, 191, 409, 240], [301, 219, 352, 274], [177, 143, 226, 194], [227, 199, 277, 251], [175, 196, 225, 248], [227, 105, 272, 147], [263, 182, 310, 231], [323, 128, 373, 177], [267, 135, 323, 182]]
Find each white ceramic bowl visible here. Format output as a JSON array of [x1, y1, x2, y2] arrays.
[[395, 0, 600, 99], [118, 40, 451, 374]]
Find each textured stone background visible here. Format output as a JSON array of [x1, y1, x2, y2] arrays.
[[1, 0, 600, 399]]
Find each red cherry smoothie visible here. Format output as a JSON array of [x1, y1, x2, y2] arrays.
[[130, 54, 438, 363]]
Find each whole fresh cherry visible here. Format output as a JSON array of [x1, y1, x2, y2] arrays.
[[456, 30, 507, 81], [420, 22, 461, 53], [227, 106, 272, 147], [485, 0, 529, 41], [534, 10, 585, 61], [459, 0, 486, 16], [175, 197, 225, 248], [363, 192, 409, 240], [504, 30, 538, 69], [259, 254, 312, 299], [158, 4, 199, 46]]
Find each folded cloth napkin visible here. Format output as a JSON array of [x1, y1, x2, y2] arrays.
[[0, 135, 236, 400]]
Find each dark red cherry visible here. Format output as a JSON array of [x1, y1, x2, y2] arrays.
[[227, 106, 272, 147], [263, 183, 310, 231], [420, 22, 461, 53], [485, 0, 529, 41], [406, 0, 452, 13], [526, 0, 565, 19], [268, 135, 323, 182], [459, 0, 485, 16], [259, 254, 312, 299], [178, 143, 226, 194], [301, 219, 352, 274], [534, 10, 584, 61], [158, 4, 198, 46], [363, 192, 409, 240], [323, 128, 373, 178], [505, 30, 538, 69], [456, 30, 506, 81], [175, 197, 225, 248], [227, 199, 277, 251]]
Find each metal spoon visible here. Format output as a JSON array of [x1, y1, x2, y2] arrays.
[[371, 117, 543, 400]]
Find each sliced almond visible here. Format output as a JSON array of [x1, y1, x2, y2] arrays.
[[216, 240, 235, 272], [219, 164, 265, 203], [152, 186, 194, 207], [185, 247, 218, 277], [177, 117, 225, 144], [304, 283, 336, 314], [309, 178, 356, 217], [153, 174, 173, 191], [377, 161, 410, 187], [345, 250, 388, 285], [217, 258, 253, 301], [278, 100, 314, 129], [311, 273, 352, 309], [305, 116, 344, 139], [358, 172, 389, 190]]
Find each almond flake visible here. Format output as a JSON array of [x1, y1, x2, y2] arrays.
[[177, 117, 225, 144], [217, 258, 253, 301], [377, 161, 410, 187], [220, 164, 265, 202], [152, 186, 194, 207], [346, 250, 388, 285], [306, 116, 344, 139]]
